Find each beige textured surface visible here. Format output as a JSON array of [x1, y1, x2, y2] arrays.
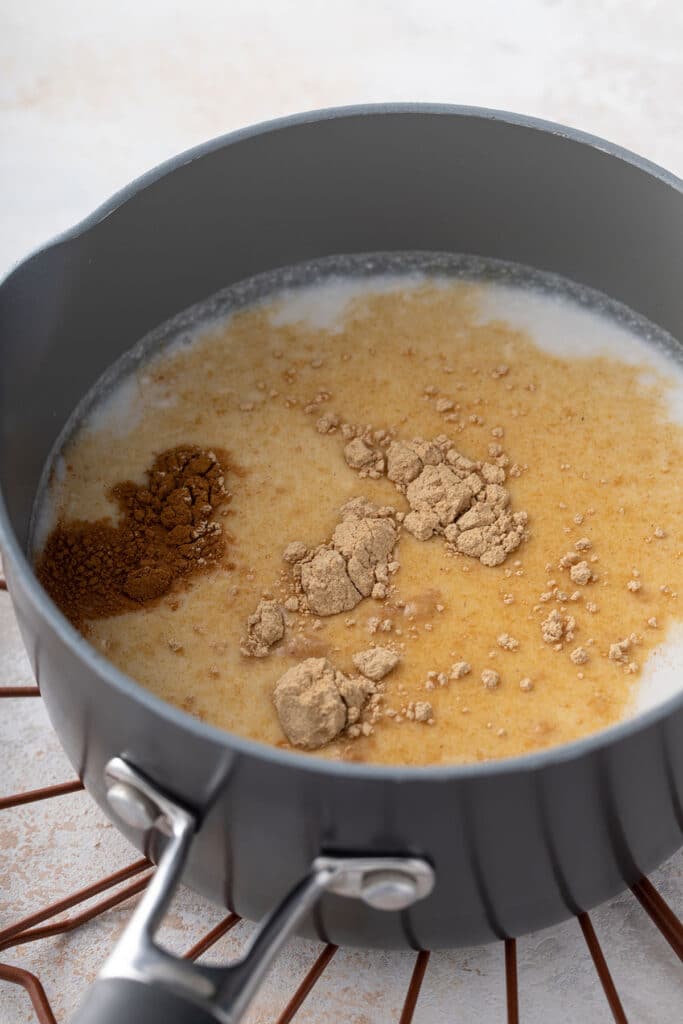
[[1, 1, 682, 1021]]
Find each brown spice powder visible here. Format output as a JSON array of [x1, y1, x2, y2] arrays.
[[37, 446, 229, 627]]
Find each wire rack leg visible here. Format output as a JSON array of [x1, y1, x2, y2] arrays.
[[578, 913, 628, 1024], [630, 877, 683, 960], [0, 685, 40, 697], [275, 943, 338, 1024], [504, 938, 519, 1024], [0, 778, 83, 811], [184, 913, 242, 961], [0, 963, 57, 1024], [399, 950, 430, 1024]]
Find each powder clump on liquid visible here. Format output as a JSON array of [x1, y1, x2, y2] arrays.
[[541, 609, 576, 644], [295, 498, 399, 616], [272, 657, 375, 748], [481, 669, 500, 689], [570, 646, 589, 665], [241, 599, 285, 657], [450, 661, 471, 679], [569, 561, 593, 585], [300, 549, 362, 615], [343, 437, 386, 478], [609, 638, 631, 662], [345, 434, 528, 567], [413, 700, 434, 722], [241, 498, 400, 660], [37, 447, 229, 628], [352, 647, 400, 681]]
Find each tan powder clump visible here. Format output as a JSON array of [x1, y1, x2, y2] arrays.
[[352, 647, 400, 681], [272, 657, 374, 749], [282, 541, 309, 564], [559, 551, 580, 569], [343, 438, 386, 478], [243, 499, 399, 657], [386, 437, 444, 486], [241, 599, 285, 657], [413, 701, 434, 723], [299, 548, 362, 616], [450, 661, 471, 679], [541, 609, 576, 644], [405, 464, 472, 538], [609, 638, 631, 663], [295, 498, 399, 616], [350, 435, 528, 567], [569, 561, 593, 585], [481, 669, 500, 689]]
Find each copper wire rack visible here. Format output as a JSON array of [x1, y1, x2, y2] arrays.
[[1, 574, 682, 1024]]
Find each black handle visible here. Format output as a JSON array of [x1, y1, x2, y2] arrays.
[[72, 977, 219, 1024]]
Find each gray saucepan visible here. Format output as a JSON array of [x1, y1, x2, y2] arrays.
[[1, 105, 682, 1024]]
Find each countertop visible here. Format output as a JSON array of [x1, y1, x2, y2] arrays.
[[1, 2, 681, 1021]]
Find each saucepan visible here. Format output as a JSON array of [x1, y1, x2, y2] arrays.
[[0, 105, 681, 1024]]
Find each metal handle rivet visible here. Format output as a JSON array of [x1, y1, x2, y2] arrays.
[[360, 870, 418, 911], [106, 780, 159, 831]]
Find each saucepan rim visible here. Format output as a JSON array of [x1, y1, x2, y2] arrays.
[[1, 102, 682, 783]]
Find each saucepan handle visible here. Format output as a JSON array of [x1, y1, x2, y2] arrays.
[[71, 757, 435, 1024], [72, 977, 218, 1024]]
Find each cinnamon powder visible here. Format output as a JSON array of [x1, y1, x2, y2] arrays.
[[37, 446, 229, 627]]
